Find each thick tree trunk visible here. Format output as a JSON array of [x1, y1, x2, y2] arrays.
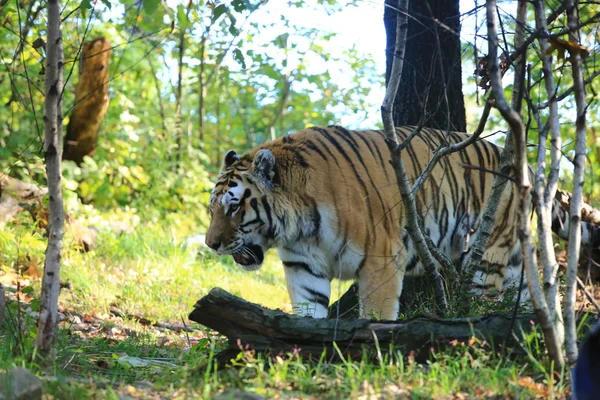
[[63, 38, 111, 165], [189, 288, 536, 366], [384, 0, 466, 132], [35, 0, 65, 356]]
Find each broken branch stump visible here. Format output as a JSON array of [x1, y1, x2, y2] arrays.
[[189, 288, 537, 366]]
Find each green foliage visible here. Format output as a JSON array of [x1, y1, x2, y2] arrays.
[[0, 0, 380, 221]]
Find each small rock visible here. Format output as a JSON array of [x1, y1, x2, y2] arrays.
[[0, 368, 42, 400]]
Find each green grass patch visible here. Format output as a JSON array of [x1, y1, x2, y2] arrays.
[[0, 211, 571, 398]]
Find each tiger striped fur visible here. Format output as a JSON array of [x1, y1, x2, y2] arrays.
[[205, 126, 599, 320]]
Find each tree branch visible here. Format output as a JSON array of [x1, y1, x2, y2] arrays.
[[486, 0, 564, 369], [532, 0, 564, 343], [564, 0, 588, 364]]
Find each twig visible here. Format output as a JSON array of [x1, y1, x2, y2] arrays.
[[109, 308, 198, 333], [577, 277, 600, 314]]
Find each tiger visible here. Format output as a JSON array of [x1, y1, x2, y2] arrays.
[[205, 126, 599, 320]]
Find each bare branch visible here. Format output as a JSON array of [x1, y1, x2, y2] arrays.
[[532, 0, 564, 343], [486, 0, 564, 369], [576, 277, 600, 314], [564, 0, 588, 364]]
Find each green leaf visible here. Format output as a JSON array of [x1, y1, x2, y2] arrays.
[[21, 286, 34, 294], [233, 48, 246, 70], [275, 33, 288, 49], [211, 4, 227, 21], [80, 0, 92, 16], [30, 299, 40, 312], [100, 0, 112, 9], [232, 0, 246, 12], [143, 0, 161, 14]]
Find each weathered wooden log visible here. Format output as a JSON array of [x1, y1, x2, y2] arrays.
[[0, 174, 48, 225], [64, 37, 111, 165], [0, 174, 97, 251], [189, 288, 537, 366], [556, 189, 600, 226]]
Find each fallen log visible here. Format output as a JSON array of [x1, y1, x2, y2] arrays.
[[556, 189, 600, 226], [0, 174, 97, 251], [189, 288, 537, 366], [0, 174, 48, 225]]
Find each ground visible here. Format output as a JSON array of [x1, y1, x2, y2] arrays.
[[0, 208, 593, 399]]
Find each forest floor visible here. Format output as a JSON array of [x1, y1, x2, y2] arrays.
[[0, 209, 595, 399]]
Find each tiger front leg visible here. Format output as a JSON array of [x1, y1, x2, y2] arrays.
[[282, 260, 331, 318], [357, 255, 405, 320]]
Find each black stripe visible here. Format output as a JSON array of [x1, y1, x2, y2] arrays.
[[283, 261, 328, 279], [304, 140, 328, 161], [406, 255, 419, 271], [261, 196, 275, 239], [302, 286, 330, 308]]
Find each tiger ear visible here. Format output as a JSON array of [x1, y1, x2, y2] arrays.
[[251, 149, 276, 183], [223, 150, 239, 168]]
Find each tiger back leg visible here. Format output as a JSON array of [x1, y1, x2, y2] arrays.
[[472, 233, 530, 306], [357, 241, 405, 320]]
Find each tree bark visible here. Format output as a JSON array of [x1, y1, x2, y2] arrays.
[[533, 0, 564, 344], [63, 38, 111, 165], [384, 0, 465, 132], [189, 288, 537, 366], [35, 0, 65, 356]]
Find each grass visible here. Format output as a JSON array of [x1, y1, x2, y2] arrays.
[[0, 209, 573, 399]]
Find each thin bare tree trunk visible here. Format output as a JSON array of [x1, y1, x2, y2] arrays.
[[382, 0, 448, 315], [564, 0, 587, 364], [148, 57, 168, 137], [174, 1, 193, 169], [485, 0, 563, 369], [215, 72, 222, 166], [198, 34, 207, 149], [532, 0, 564, 343], [35, 0, 65, 356], [0, 283, 5, 327]]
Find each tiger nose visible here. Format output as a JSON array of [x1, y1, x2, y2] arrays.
[[205, 236, 222, 251]]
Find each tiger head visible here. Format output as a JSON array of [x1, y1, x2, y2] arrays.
[[205, 148, 279, 271]]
